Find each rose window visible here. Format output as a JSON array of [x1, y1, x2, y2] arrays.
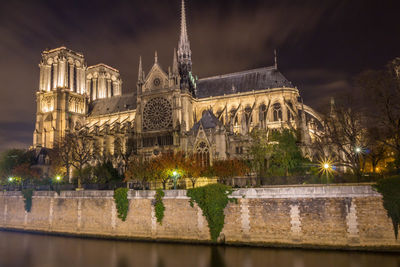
[[143, 97, 173, 131]]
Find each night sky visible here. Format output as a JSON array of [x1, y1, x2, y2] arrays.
[[0, 0, 399, 152]]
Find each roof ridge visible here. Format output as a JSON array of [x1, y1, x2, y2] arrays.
[[87, 63, 120, 73], [198, 66, 277, 81]]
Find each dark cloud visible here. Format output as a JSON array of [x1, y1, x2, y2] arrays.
[[0, 0, 399, 152]]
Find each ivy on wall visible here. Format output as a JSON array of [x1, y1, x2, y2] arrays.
[[22, 189, 34, 212], [374, 177, 400, 239], [154, 189, 165, 225], [187, 183, 236, 242], [113, 188, 129, 222]]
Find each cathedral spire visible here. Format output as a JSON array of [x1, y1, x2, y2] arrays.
[[154, 51, 158, 64], [138, 56, 143, 83], [274, 49, 278, 69], [173, 48, 179, 75], [178, 0, 191, 59]]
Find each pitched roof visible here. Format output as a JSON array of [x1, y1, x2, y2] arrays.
[[190, 110, 222, 133], [88, 94, 137, 117], [196, 66, 293, 98]]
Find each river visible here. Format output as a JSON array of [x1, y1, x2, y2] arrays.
[[0, 231, 398, 267]]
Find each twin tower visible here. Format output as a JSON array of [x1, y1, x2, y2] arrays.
[[33, 0, 196, 151]]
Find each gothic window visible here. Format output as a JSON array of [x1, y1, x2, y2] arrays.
[[143, 97, 173, 131], [273, 103, 282, 121], [196, 141, 210, 168]]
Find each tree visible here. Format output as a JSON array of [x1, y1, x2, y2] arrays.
[[149, 152, 185, 189], [212, 159, 249, 184], [12, 163, 41, 186], [181, 153, 204, 188], [269, 129, 308, 176], [319, 101, 367, 180], [356, 61, 400, 172], [248, 128, 273, 180], [55, 135, 74, 181], [61, 131, 93, 189], [92, 161, 122, 185], [125, 156, 152, 189], [0, 149, 34, 179]]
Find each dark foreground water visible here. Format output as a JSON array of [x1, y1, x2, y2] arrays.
[[0, 231, 399, 267]]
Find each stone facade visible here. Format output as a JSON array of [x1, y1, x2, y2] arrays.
[[32, 0, 322, 168], [0, 185, 399, 251]]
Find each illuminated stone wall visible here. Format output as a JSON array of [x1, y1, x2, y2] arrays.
[[0, 185, 398, 251]]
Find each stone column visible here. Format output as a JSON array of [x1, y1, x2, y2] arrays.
[[53, 63, 58, 89], [81, 68, 86, 94], [58, 59, 65, 88], [93, 78, 98, 100], [86, 79, 91, 100], [69, 64, 75, 92], [76, 68, 81, 94], [39, 64, 44, 91], [290, 204, 302, 240], [45, 65, 51, 91], [240, 199, 250, 238], [345, 198, 359, 240], [107, 80, 112, 97]]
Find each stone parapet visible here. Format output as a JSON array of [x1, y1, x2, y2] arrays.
[[0, 185, 398, 251]]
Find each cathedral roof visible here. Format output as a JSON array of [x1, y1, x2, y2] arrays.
[[190, 110, 222, 133], [88, 94, 136, 117], [196, 66, 294, 98]]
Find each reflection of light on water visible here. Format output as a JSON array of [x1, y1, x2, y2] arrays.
[[293, 257, 304, 267], [243, 255, 252, 267]]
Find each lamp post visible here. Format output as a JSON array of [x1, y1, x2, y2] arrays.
[[172, 170, 179, 190]]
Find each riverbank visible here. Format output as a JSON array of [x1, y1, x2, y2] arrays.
[[0, 185, 399, 252]]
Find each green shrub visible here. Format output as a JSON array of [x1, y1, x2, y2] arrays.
[[22, 188, 34, 212], [187, 183, 236, 242], [113, 188, 129, 221], [374, 176, 400, 239], [155, 189, 165, 225]]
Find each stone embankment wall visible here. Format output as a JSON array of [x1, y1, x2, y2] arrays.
[[0, 185, 399, 251]]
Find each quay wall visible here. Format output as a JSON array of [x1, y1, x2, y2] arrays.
[[0, 185, 399, 251]]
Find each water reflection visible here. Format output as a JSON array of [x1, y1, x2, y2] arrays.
[[0, 231, 398, 267]]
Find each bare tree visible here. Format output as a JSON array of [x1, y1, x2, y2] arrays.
[[356, 60, 400, 171], [67, 131, 93, 189], [321, 100, 367, 180]]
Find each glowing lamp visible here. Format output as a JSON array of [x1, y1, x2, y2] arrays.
[[56, 176, 61, 181], [8, 177, 13, 182]]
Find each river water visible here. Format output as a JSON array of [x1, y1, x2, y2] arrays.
[[0, 231, 398, 267]]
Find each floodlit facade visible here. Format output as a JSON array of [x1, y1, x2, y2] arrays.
[[33, 0, 322, 167]]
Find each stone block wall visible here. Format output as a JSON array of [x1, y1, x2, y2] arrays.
[[0, 185, 398, 251]]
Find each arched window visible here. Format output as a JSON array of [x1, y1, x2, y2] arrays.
[[196, 141, 210, 168], [273, 103, 282, 121]]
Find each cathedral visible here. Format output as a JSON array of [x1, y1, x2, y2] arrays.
[[33, 0, 322, 168]]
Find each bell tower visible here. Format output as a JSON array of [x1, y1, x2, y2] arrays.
[[33, 47, 87, 149]]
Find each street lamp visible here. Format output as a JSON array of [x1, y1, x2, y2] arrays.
[[56, 176, 61, 181], [8, 177, 13, 182], [318, 158, 335, 184], [355, 147, 362, 154], [172, 170, 180, 190]]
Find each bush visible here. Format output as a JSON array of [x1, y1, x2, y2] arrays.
[[187, 183, 236, 242], [113, 188, 129, 221], [374, 176, 400, 239], [154, 189, 165, 225], [22, 188, 34, 212]]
